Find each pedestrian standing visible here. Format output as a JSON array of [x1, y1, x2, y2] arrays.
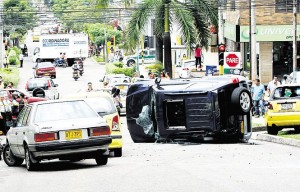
[[19, 53, 24, 68], [18, 93, 28, 113], [0, 94, 12, 134], [194, 44, 202, 70], [4, 56, 8, 68], [281, 75, 289, 85], [251, 79, 265, 118], [267, 76, 281, 95], [113, 89, 121, 115]]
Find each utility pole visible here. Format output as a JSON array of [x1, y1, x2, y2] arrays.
[[293, 0, 297, 82], [104, 28, 108, 63], [250, 0, 257, 79], [0, 0, 4, 68], [218, 0, 225, 75]]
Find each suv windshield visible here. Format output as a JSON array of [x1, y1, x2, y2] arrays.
[[34, 101, 98, 122], [84, 97, 116, 115], [273, 86, 300, 99], [38, 62, 54, 68]]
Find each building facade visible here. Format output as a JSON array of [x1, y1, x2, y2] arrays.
[[223, 0, 300, 83]]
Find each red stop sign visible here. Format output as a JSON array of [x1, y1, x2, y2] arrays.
[[226, 54, 239, 67]]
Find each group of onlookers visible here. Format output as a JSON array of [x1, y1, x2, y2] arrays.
[[0, 91, 27, 135], [250, 75, 291, 118]]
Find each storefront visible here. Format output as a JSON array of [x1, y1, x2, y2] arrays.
[[224, 23, 300, 82]]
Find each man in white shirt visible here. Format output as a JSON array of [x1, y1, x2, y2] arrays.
[[267, 76, 281, 96], [19, 53, 24, 68]]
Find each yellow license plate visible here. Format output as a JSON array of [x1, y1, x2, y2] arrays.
[[44, 73, 50, 76], [118, 86, 125, 90], [65, 130, 82, 140]]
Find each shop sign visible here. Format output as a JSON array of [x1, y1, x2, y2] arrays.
[[240, 25, 300, 42]]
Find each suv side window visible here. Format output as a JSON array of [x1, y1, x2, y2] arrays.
[[16, 108, 27, 127], [21, 106, 32, 126]]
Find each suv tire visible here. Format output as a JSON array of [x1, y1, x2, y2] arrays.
[[3, 144, 24, 166], [231, 87, 251, 114], [114, 148, 122, 157]]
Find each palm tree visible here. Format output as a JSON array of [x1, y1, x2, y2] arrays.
[[126, 0, 218, 77]]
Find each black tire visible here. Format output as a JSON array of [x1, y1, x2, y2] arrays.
[[231, 87, 252, 114], [127, 60, 135, 67], [114, 148, 122, 157], [25, 146, 39, 171], [3, 144, 24, 166], [267, 126, 278, 135], [95, 154, 108, 165], [294, 127, 300, 133], [32, 88, 45, 98]]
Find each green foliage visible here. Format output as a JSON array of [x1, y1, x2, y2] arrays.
[[0, 68, 20, 87], [278, 131, 300, 140], [105, 63, 135, 77], [4, 0, 37, 37], [126, 0, 218, 50], [113, 62, 124, 68], [8, 47, 21, 55], [113, 68, 135, 77], [84, 23, 123, 46], [93, 56, 105, 63], [145, 63, 164, 74], [8, 56, 17, 65]]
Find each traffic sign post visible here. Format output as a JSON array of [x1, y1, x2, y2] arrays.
[[224, 52, 242, 75]]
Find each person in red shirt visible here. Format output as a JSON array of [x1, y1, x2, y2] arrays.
[[194, 44, 202, 70]]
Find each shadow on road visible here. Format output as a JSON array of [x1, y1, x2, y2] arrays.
[[20, 160, 106, 172]]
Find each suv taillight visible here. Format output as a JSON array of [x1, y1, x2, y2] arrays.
[[35, 132, 58, 142], [90, 126, 111, 136], [48, 80, 51, 88], [112, 115, 120, 131]]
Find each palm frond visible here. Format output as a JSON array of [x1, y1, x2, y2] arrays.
[[126, 0, 160, 48], [171, 1, 197, 50], [192, 0, 218, 26], [154, 1, 165, 38]]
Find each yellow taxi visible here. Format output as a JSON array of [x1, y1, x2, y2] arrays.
[[265, 84, 300, 135], [65, 92, 123, 157]]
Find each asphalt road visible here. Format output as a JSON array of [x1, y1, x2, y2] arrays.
[[1, 33, 300, 192]]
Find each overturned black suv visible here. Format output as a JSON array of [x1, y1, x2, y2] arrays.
[[126, 75, 252, 143]]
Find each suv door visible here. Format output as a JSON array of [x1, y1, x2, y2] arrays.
[[9, 108, 27, 155], [16, 106, 32, 156]]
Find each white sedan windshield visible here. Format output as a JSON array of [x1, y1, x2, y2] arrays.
[[34, 101, 98, 123]]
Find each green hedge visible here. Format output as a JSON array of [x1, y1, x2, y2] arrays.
[[145, 63, 164, 74], [105, 62, 135, 77], [0, 68, 20, 87]]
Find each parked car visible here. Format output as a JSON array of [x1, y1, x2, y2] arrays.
[[2, 99, 112, 171], [100, 74, 131, 85], [65, 92, 123, 157], [265, 84, 300, 135], [124, 49, 156, 67], [176, 59, 206, 78], [25, 77, 59, 100], [126, 75, 252, 143], [33, 62, 56, 79], [0, 89, 47, 103]]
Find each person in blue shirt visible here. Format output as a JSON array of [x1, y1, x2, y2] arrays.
[[251, 79, 265, 117]]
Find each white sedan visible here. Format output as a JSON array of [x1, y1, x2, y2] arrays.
[[2, 99, 112, 171], [176, 59, 205, 78]]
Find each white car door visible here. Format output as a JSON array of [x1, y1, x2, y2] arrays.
[[16, 106, 32, 155], [9, 109, 27, 155]]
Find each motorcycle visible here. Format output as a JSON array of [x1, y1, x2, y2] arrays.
[[54, 58, 67, 68], [73, 69, 80, 81]]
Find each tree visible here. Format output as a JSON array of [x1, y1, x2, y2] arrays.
[[126, 0, 218, 77], [4, 0, 37, 46]]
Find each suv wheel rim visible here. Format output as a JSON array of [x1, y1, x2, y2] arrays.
[[240, 92, 250, 110], [5, 147, 14, 164]]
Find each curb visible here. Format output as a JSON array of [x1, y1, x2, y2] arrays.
[[252, 126, 266, 132], [251, 132, 300, 148]]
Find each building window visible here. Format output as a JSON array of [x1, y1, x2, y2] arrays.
[[275, 0, 300, 13]]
